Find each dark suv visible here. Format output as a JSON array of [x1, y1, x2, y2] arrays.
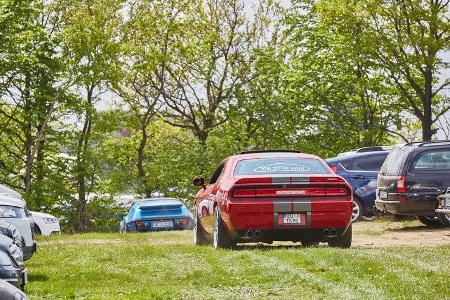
[[326, 147, 390, 221], [375, 141, 450, 226]]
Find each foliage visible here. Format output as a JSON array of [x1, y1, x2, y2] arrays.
[[0, 0, 449, 231]]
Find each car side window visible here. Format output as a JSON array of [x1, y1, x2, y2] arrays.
[[127, 204, 136, 219], [209, 162, 225, 185], [348, 155, 387, 171], [413, 150, 450, 171]]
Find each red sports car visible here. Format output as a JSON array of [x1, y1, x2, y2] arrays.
[[192, 151, 353, 249]]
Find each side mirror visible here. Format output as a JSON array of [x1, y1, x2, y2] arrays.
[[192, 177, 206, 189], [116, 213, 124, 220]]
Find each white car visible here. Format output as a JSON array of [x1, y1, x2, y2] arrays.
[[30, 211, 60, 236], [0, 195, 36, 260]]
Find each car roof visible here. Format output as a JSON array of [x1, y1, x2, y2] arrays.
[[228, 151, 322, 161], [327, 150, 389, 162], [134, 198, 182, 206], [0, 195, 24, 208]]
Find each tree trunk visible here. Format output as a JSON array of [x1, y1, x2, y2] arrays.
[[422, 70, 433, 141], [76, 96, 93, 232], [137, 123, 151, 198], [24, 78, 33, 199]]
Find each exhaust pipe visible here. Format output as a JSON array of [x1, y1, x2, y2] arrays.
[[322, 229, 330, 236], [330, 229, 337, 236], [245, 230, 254, 238], [254, 230, 262, 239]]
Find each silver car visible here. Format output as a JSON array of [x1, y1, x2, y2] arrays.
[[0, 195, 36, 260]]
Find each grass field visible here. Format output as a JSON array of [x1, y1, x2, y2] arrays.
[[26, 220, 449, 299]]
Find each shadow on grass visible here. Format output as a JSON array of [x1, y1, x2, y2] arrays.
[[234, 243, 309, 251], [385, 225, 446, 232], [28, 273, 49, 282]]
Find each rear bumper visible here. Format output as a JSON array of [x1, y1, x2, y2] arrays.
[[375, 198, 436, 216], [232, 228, 347, 243], [436, 208, 450, 214], [223, 199, 352, 231], [23, 241, 36, 261]]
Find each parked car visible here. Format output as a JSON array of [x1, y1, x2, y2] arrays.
[[119, 198, 194, 232], [0, 195, 36, 260], [326, 150, 390, 221], [375, 141, 450, 226], [193, 150, 353, 249], [0, 235, 27, 291], [436, 188, 450, 226], [0, 221, 22, 250], [0, 279, 28, 299], [31, 211, 60, 236]]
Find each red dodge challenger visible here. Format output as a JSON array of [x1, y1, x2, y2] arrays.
[[193, 151, 353, 249]]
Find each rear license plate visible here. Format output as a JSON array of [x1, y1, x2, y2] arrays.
[[279, 213, 304, 225], [379, 191, 388, 199], [151, 220, 173, 228]]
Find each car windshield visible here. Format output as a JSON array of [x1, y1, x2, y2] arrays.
[[234, 157, 330, 176], [0, 205, 23, 218], [380, 148, 410, 175]]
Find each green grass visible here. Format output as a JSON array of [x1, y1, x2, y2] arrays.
[[26, 230, 449, 300]]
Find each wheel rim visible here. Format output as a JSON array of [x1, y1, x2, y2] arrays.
[[213, 209, 219, 248], [352, 201, 361, 222], [193, 216, 198, 244]]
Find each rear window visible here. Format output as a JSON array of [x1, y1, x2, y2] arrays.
[[413, 150, 450, 171], [234, 158, 330, 176], [348, 154, 387, 171], [380, 148, 410, 175]]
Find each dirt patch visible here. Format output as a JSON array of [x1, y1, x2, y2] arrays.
[[353, 219, 450, 248]]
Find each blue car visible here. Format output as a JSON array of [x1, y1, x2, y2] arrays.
[[119, 198, 194, 232], [326, 147, 390, 222]]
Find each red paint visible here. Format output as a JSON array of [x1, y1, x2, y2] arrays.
[[194, 152, 352, 242]]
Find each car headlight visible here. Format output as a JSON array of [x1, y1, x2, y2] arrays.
[[43, 217, 58, 224]]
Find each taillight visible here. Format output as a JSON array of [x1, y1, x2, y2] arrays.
[[178, 218, 188, 225], [330, 165, 337, 173], [233, 189, 256, 197], [232, 187, 349, 198], [310, 176, 345, 183], [325, 187, 349, 196], [397, 176, 406, 193]]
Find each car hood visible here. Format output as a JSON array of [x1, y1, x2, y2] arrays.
[[31, 211, 57, 219]]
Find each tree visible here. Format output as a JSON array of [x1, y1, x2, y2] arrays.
[[59, 0, 123, 231], [161, 0, 269, 145], [112, 0, 185, 197], [283, 0, 395, 154], [366, 0, 450, 141], [0, 0, 64, 201]]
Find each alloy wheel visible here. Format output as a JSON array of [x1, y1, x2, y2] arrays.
[[352, 201, 361, 222], [213, 208, 219, 248]]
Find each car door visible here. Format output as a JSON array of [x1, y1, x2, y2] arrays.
[[345, 154, 388, 207], [406, 148, 450, 202], [197, 162, 226, 234]]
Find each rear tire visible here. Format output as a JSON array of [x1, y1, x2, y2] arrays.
[[328, 223, 352, 248], [193, 208, 207, 245], [437, 213, 450, 227], [34, 225, 41, 235], [417, 216, 442, 227], [301, 241, 319, 247], [213, 206, 234, 249], [351, 198, 364, 222]]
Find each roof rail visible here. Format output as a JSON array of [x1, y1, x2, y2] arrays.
[[405, 140, 450, 147], [356, 146, 386, 153], [240, 150, 302, 154]]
